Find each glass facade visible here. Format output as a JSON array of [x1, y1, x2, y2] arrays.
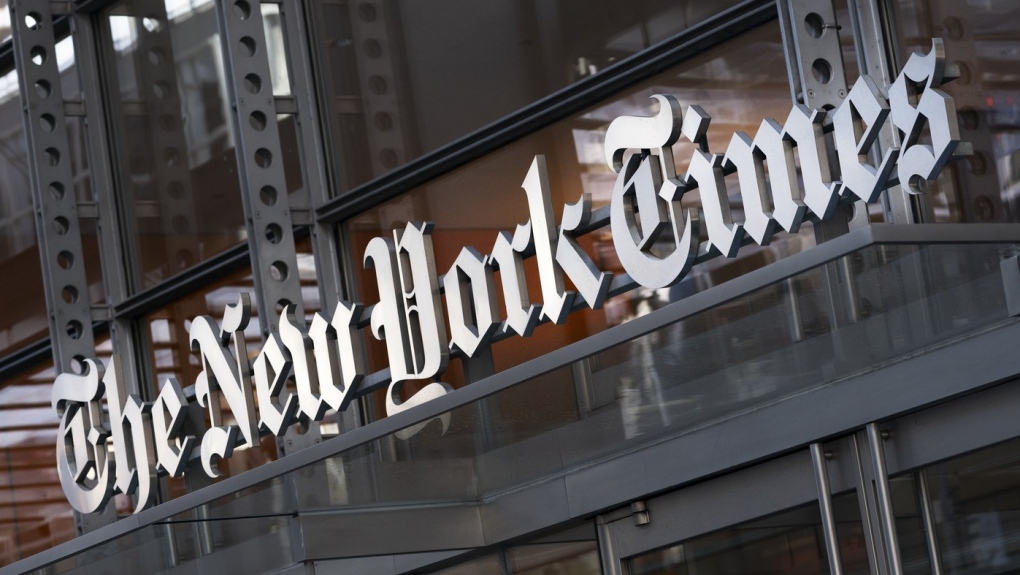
[[0, 0, 1019, 573]]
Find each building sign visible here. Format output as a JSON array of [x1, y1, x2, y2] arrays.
[[52, 40, 963, 514]]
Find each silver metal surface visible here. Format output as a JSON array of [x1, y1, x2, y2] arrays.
[[867, 422, 904, 575], [308, 301, 366, 413], [488, 222, 541, 337], [445, 247, 499, 358], [364, 222, 452, 429], [152, 377, 195, 478], [104, 355, 157, 514], [556, 194, 613, 308], [522, 156, 575, 324], [810, 443, 844, 575], [782, 0, 849, 110], [916, 470, 945, 575], [50, 359, 113, 514], [889, 39, 962, 196], [18, 224, 1020, 574]]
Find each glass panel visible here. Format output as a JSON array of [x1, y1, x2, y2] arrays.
[[917, 436, 1020, 573], [889, 0, 1020, 223], [314, 0, 745, 192], [628, 495, 869, 575], [0, 360, 72, 566], [345, 21, 803, 423], [101, 1, 244, 292]]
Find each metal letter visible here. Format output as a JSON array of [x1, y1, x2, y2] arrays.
[[556, 194, 613, 308], [191, 296, 260, 476], [722, 132, 778, 245], [889, 39, 962, 194], [152, 377, 195, 478], [253, 333, 299, 437], [364, 222, 452, 423], [51, 359, 113, 514], [446, 247, 499, 357], [309, 301, 366, 413], [280, 305, 328, 421], [781, 105, 841, 221], [488, 223, 541, 337], [606, 95, 699, 289], [522, 156, 575, 324], [751, 118, 806, 233], [834, 75, 900, 203], [104, 355, 157, 513]]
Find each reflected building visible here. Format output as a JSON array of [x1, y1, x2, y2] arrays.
[[0, 0, 1019, 574]]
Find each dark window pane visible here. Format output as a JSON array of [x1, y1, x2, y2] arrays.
[[629, 495, 869, 575], [314, 0, 745, 193], [101, 1, 247, 292]]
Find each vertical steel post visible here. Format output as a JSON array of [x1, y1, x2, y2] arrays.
[[811, 443, 845, 575], [867, 423, 904, 575], [216, 0, 305, 333], [11, 0, 96, 377], [916, 470, 945, 575], [10, 0, 121, 532]]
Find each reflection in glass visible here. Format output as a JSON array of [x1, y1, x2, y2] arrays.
[[0, 336, 116, 566], [890, 0, 1020, 223], [0, 360, 72, 566], [628, 496, 869, 575], [916, 437, 1020, 574], [314, 0, 744, 192], [345, 22, 817, 423], [102, 0, 245, 291]]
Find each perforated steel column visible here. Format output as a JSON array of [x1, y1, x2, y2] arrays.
[[11, 0, 95, 376], [216, 0, 305, 333]]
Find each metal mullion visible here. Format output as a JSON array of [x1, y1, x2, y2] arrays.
[[215, 0, 305, 333], [867, 422, 904, 575], [11, 0, 95, 376], [811, 443, 845, 575]]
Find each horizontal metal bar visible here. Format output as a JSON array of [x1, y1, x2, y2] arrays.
[[315, 0, 776, 224]]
